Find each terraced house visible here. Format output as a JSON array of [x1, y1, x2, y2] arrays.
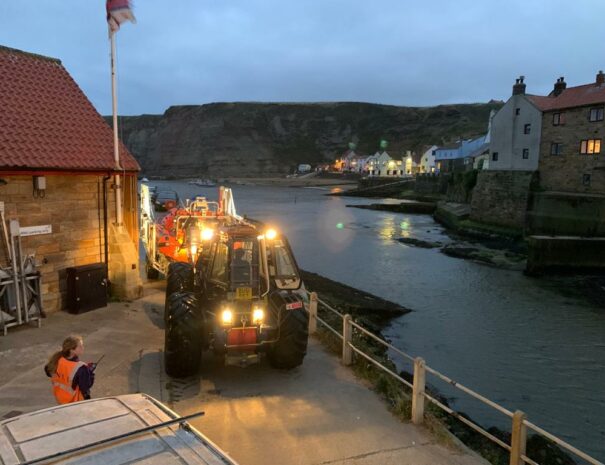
[[472, 72, 605, 240], [528, 72, 605, 194]]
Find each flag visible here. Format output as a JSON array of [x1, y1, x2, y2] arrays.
[[106, 0, 136, 34]]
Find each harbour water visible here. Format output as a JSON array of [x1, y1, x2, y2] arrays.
[[149, 181, 605, 460]]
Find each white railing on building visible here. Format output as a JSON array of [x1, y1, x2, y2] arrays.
[[305, 291, 603, 465]]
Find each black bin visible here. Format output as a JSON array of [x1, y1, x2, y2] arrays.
[[66, 263, 108, 314]]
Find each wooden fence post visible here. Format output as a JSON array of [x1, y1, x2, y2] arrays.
[[510, 410, 527, 465], [342, 314, 353, 366], [308, 292, 318, 334], [411, 357, 426, 424]]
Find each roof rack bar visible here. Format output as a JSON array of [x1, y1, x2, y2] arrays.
[[21, 411, 205, 465]]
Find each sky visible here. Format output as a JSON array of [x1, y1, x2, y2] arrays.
[[1, 1, 604, 116]]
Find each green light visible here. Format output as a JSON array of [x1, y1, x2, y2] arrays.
[[336, 223, 344, 230], [400, 221, 409, 230]]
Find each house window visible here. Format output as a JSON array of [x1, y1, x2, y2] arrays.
[[515, 108, 520, 115], [550, 143, 563, 155], [522, 148, 529, 159], [580, 139, 602, 154], [582, 174, 591, 186], [589, 107, 604, 122], [492, 152, 499, 161], [524, 124, 531, 134], [552, 112, 564, 125]]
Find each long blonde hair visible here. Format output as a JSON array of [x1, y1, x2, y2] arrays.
[[46, 335, 83, 375]]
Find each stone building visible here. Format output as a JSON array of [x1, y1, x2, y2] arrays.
[[528, 73, 605, 194], [0, 45, 141, 314]]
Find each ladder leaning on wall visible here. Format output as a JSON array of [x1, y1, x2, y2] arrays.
[[0, 202, 43, 336]]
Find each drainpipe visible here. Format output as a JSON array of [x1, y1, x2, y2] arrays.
[[102, 174, 111, 284]]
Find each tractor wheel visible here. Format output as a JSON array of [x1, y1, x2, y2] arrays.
[[165, 262, 194, 323], [164, 292, 203, 378], [267, 309, 309, 369], [146, 258, 159, 279]]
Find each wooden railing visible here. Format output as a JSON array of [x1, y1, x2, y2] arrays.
[[304, 291, 603, 465]]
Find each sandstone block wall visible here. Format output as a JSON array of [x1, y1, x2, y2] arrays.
[[0, 174, 139, 314], [539, 107, 605, 194], [470, 171, 534, 229]]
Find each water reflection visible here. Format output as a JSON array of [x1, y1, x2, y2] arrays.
[[146, 181, 605, 460]]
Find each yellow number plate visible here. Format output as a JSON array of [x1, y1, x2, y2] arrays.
[[235, 287, 252, 300]]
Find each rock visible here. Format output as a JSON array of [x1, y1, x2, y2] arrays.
[[396, 237, 441, 248], [348, 202, 436, 214], [441, 244, 526, 270]]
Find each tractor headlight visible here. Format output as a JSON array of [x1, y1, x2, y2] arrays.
[[221, 309, 233, 326], [252, 307, 265, 324], [201, 228, 214, 241]]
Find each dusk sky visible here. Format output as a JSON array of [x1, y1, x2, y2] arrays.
[[1, 1, 603, 115]]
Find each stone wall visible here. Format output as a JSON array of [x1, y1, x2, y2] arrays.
[[414, 174, 448, 195], [527, 191, 605, 236], [527, 236, 605, 274], [470, 170, 535, 229], [0, 174, 140, 314], [539, 106, 605, 194]]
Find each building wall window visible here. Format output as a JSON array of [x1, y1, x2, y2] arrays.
[[492, 152, 499, 161], [580, 139, 602, 154], [589, 107, 604, 122], [515, 108, 520, 115], [550, 143, 563, 155], [582, 174, 591, 186], [522, 148, 529, 159], [552, 112, 564, 126], [524, 124, 531, 134]]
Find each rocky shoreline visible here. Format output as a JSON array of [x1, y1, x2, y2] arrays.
[[303, 269, 577, 465]]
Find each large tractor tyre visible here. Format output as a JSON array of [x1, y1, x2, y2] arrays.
[[267, 309, 309, 369], [164, 292, 203, 378], [146, 258, 159, 280], [164, 262, 194, 323]]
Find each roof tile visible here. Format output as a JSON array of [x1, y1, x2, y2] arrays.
[[527, 83, 605, 112], [0, 45, 139, 172]]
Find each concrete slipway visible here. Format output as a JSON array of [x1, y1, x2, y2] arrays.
[[0, 284, 488, 465]]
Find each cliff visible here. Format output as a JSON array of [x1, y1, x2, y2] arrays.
[[109, 101, 503, 177]]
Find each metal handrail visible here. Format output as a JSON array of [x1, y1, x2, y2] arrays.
[[523, 420, 603, 465], [423, 365, 514, 418], [423, 391, 512, 452], [305, 289, 603, 465], [349, 343, 413, 389], [349, 319, 415, 363]]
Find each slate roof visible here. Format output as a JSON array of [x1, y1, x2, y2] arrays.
[[526, 82, 605, 112], [467, 142, 490, 159], [0, 45, 139, 172]]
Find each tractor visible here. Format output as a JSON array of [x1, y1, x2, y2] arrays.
[[164, 221, 308, 377]]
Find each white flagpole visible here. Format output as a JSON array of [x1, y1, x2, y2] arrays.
[[110, 29, 123, 227]]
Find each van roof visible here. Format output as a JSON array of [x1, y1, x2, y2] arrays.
[[0, 393, 237, 465]]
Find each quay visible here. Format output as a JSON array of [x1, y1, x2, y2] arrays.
[[0, 284, 487, 465]]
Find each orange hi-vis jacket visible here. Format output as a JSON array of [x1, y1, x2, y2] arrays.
[[51, 357, 86, 404]]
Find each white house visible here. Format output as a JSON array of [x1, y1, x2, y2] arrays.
[[419, 145, 439, 173], [366, 151, 405, 177], [341, 149, 366, 173], [488, 76, 542, 171]]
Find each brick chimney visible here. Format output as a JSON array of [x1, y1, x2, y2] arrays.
[[512, 76, 526, 96], [553, 77, 567, 96], [597, 70, 605, 86]]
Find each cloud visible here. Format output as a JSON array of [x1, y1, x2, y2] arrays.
[[1, 0, 603, 115]]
